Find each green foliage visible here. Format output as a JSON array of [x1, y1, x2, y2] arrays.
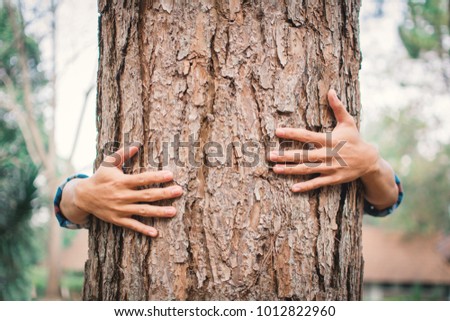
[[399, 0, 449, 58], [363, 106, 450, 233], [30, 267, 84, 300], [30, 266, 47, 299], [383, 284, 448, 300], [61, 271, 84, 294], [383, 1, 450, 234], [0, 6, 45, 91], [0, 109, 39, 300], [0, 4, 45, 300]]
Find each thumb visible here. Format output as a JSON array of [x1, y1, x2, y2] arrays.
[[102, 145, 139, 168], [327, 89, 353, 124]]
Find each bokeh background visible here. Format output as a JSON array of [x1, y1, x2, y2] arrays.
[[0, 0, 449, 300]]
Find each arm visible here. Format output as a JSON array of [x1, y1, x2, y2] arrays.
[[57, 146, 183, 237], [269, 89, 400, 212]]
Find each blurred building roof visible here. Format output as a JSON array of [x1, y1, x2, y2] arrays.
[[61, 229, 89, 271], [363, 226, 450, 285], [437, 236, 450, 262]]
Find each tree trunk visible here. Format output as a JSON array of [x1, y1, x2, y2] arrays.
[[84, 0, 364, 300]]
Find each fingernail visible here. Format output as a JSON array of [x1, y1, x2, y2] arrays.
[[292, 185, 302, 192], [274, 165, 284, 173], [161, 170, 173, 179], [276, 129, 286, 136], [148, 228, 158, 237], [269, 151, 278, 159], [165, 207, 176, 215], [170, 186, 182, 195]]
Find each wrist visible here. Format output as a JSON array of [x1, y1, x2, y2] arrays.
[[360, 153, 398, 210], [361, 143, 381, 179], [72, 178, 91, 216], [63, 178, 91, 224]]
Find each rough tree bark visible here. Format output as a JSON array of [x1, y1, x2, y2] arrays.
[[84, 0, 364, 300]]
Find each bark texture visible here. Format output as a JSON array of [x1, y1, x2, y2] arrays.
[[84, 0, 364, 300]]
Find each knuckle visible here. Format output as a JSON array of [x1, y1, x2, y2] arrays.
[[125, 223, 137, 232], [158, 207, 168, 216], [138, 206, 147, 215], [109, 216, 121, 226], [164, 189, 172, 198], [146, 206, 158, 216], [284, 166, 294, 174], [108, 203, 120, 212], [113, 192, 125, 201], [308, 154, 317, 162], [302, 164, 314, 173], [144, 190, 155, 200], [131, 221, 146, 233], [301, 130, 311, 141], [332, 174, 343, 184], [137, 175, 147, 186], [111, 177, 123, 188], [147, 172, 160, 181], [111, 205, 126, 215]]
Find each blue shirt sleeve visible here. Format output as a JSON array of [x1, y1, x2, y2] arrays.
[[54, 174, 90, 229], [364, 174, 403, 217]]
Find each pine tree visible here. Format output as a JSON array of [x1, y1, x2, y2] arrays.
[[0, 4, 44, 300]]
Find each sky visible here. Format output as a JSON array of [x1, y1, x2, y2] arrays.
[[27, 0, 450, 173], [53, 0, 98, 172]]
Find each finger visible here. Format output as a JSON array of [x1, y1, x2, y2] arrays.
[[275, 128, 327, 146], [127, 185, 183, 203], [273, 163, 331, 175], [122, 204, 177, 218], [118, 217, 159, 237], [292, 175, 338, 193], [269, 148, 325, 163], [327, 89, 354, 125], [102, 145, 140, 168], [123, 170, 174, 187]]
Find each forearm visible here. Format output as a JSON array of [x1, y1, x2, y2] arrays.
[[361, 156, 398, 210], [59, 178, 90, 225]]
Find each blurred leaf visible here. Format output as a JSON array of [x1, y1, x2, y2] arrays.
[[399, 0, 449, 59], [0, 3, 45, 300]]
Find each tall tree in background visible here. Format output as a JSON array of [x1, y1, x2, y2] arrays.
[[399, 0, 450, 85], [372, 0, 450, 233], [0, 110, 38, 300], [84, 0, 364, 300], [0, 4, 41, 300], [1, 0, 61, 298]]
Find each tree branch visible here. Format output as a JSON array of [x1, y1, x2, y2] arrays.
[[0, 88, 42, 167], [5, 0, 51, 172], [68, 83, 95, 164]]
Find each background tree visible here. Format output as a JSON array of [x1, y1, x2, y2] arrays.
[[399, 0, 450, 86], [0, 109, 39, 300], [358, 0, 450, 236], [84, 0, 364, 300], [0, 4, 42, 300], [360, 0, 450, 234], [0, 0, 62, 298]]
